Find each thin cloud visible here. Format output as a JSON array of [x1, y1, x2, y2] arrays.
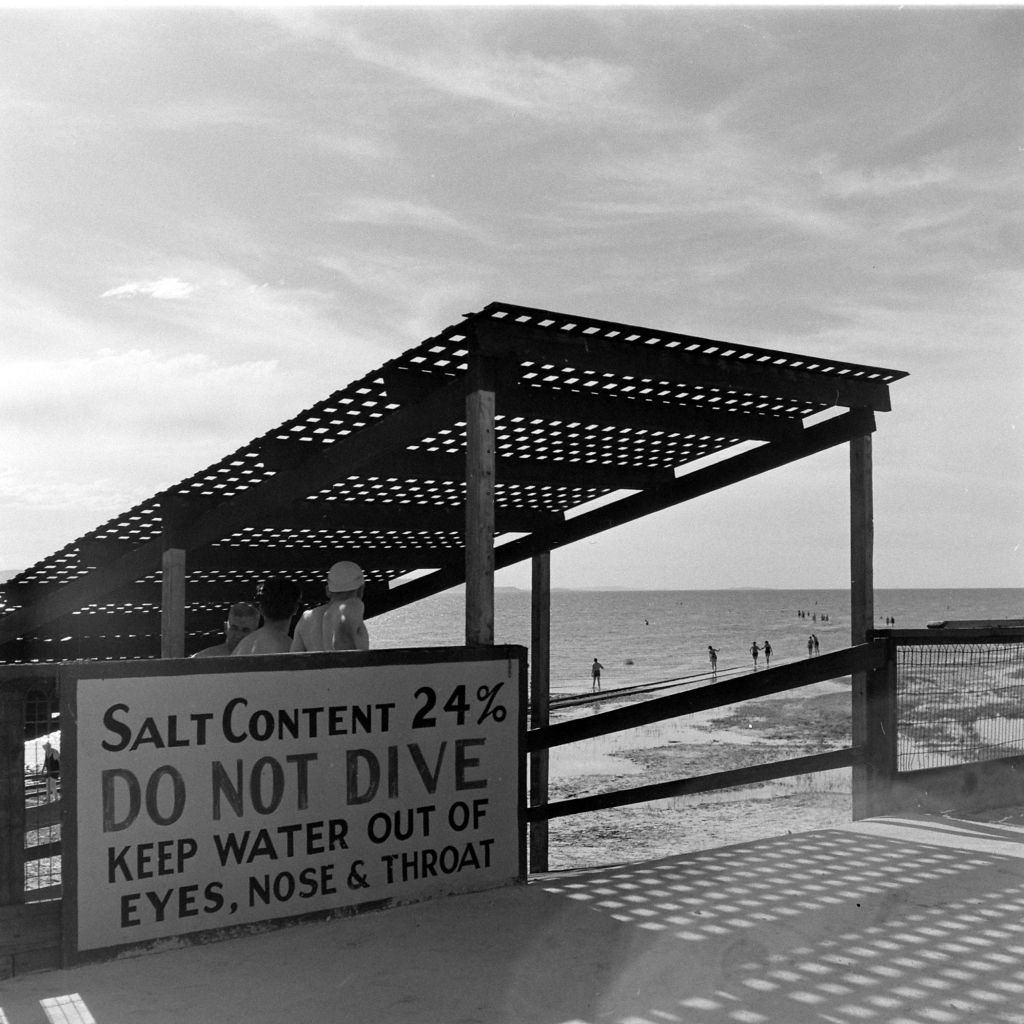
[[817, 155, 959, 199], [101, 278, 196, 300], [309, 130, 389, 162], [329, 197, 490, 242], [144, 98, 281, 133], [274, 12, 637, 123], [0, 467, 140, 518]]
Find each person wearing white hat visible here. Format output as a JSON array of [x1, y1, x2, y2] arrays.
[[290, 560, 370, 653]]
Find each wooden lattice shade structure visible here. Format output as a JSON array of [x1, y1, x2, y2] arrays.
[[0, 301, 907, 664]]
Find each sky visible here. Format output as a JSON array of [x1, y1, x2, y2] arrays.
[[1, 6, 1021, 591]]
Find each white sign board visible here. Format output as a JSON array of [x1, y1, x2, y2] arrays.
[[65, 648, 525, 955]]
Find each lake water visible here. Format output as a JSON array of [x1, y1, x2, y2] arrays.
[[370, 587, 1024, 696]]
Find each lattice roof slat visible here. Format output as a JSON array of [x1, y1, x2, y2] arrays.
[[0, 301, 907, 661]]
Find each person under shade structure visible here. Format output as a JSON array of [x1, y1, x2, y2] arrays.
[[291, 561, 370, 652], [191, 602, 260, 657], [233, 577, 302, 656]]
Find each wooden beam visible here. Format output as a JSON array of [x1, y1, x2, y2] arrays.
[[529, 551, 551, 873], [498, 380, 804, 442], [76, 505, 558, 565], [386, 452, 673, 491], [0, 686, 26, 904], [12, 575, 415, 615], [0, 541, 169, 646], [170, 376, 469, 545], [465, 356, 496, 645], [384, 369, 804, 442], [160, 547, 186, 659], [476, 316, 897, 412], [267, 503, 561, 535], [850, 433, 874, 647], [850, 430, 876, 820], [852, 635, 898, 820], [529, 747, 863, 821], [373, 409, 878, 616], [13, 635, 161, 663], [529, 642, 887, 752], [179, 546, 463, 572]]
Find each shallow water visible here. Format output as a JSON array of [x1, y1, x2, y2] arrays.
[[372, 587, 1024, 695]]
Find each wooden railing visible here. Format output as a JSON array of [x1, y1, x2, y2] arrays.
[[526, 628, 1024, 871], [2, 627, 1020, 973], [0, 663, 63, 976], [527, 644, 885, 824]]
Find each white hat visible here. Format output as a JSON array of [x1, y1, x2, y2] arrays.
[[327, 561, 364, 591]]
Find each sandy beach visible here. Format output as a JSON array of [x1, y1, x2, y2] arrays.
[[543, 681, 854, 869]]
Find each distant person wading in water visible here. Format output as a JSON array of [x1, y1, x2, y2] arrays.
[[591, 658, 604, 692]]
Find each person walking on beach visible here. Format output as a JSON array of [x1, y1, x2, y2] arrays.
[[708, 645, 720, 676], [591, 658, 604, 692], [807, 635, 814, 657], [812, 634, 820, 655], [750, 641, 761, 669], [762, 640, 772, 667]]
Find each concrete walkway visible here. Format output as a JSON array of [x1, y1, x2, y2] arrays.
[[3, 815, 1024, 1023]]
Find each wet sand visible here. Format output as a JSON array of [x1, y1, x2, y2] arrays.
[[542, 683, 854, 870]]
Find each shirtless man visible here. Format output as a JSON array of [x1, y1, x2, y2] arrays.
[[291, 561, 369, 652], [591, 658, 604, 692], [233, 577, 301, 656], [191, 602, 260, 657]]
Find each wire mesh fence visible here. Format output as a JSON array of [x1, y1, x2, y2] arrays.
[[897, 640, 1024, 771]]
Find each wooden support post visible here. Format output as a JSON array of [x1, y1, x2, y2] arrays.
[[465, 357, 496, 646], [850, 432, 877, 818], [853, 636, 898, 819], [160, 547, 187, 659], [850, 433, 874, 647], [529, 551, 551, 874], [0, 687, 26, 905]]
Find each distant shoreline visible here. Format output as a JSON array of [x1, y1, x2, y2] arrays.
[[511, 585, 1023, 593]]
